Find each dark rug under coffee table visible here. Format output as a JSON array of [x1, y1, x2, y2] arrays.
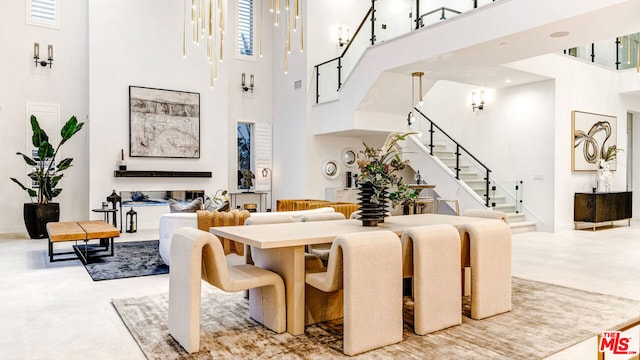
[[76, 240, 168, 281]]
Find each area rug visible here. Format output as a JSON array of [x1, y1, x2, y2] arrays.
[[112, 277, 640, 359], [77, 240, 168, 281]]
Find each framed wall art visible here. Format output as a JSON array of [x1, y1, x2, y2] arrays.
[[572, 110, 617, 171], [129, 86, 200, 158]]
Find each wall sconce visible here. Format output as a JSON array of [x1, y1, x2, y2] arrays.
[[338, 27, 351, 47], [261, 167, 271, 177], [33, 42, 53, 68], [472, 91, 485, 111], [241, 73, 254, 93]]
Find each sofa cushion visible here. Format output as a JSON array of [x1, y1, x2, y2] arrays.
[[169, 197, 203, 213], [203, 198, 230, 212]]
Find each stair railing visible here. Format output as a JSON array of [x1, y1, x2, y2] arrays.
[[489, 179, 524, 213], [413, 108, 492, 207], [315, 5, 373, 104], [314, 0, 502, 104]]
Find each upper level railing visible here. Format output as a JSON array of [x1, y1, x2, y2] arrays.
[[314, 0, 497, 104], [564, 32, 640, 71]]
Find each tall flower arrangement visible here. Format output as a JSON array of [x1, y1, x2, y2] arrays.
[[356, 132, 417, 219]]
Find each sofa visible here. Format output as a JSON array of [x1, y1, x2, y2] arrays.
[[159, 207, 337, 266], [277, 199, 360, 219]]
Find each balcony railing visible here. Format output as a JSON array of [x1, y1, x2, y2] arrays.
[[565, 32, 640, 71], [315, 0, 498, 104]]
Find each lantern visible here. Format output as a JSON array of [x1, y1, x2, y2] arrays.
[[126, 207, 137, 233], [106, 189, 122, 232]]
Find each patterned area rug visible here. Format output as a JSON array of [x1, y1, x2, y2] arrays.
[[78, 240, 168, 281], [112, 277, 640, 359]]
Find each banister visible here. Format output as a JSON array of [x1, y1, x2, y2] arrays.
[[340, 6, 373, 58], [414, 108, 492, 172], [414, 107, 491, 207]]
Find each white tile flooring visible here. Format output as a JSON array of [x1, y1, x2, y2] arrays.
[[0, 221, 639, 360]]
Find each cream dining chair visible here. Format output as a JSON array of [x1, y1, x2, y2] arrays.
[[401, 224, 462, 335], [168, 227, 286, 354], [305, 230, 403, 356], [300, 212, 346, 264]]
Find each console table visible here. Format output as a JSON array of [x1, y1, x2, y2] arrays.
[[574, 191, 632, 230]]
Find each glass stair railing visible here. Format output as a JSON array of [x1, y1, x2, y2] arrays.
[[315, 0, 498, 104], [410, 108, 525, 213]]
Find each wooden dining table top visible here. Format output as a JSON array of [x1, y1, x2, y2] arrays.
[[209, 213, 488, 249]]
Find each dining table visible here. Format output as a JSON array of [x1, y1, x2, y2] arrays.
[[209, 213, 489, 335]]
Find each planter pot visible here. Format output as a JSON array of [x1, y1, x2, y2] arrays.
[[23, 203, 60, 239], [357, 183, 387, 227]]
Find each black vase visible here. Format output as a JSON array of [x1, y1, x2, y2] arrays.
[[23, 203, 60, 239], [358, 182, 387, 227]]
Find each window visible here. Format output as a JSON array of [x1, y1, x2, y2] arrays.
[[237, 0, 254, 57], [26, 0, 59, 29]]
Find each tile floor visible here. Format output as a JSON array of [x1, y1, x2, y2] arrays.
[[0, 221, 639, 360]]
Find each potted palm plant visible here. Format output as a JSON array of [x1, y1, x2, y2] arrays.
[[10, 115, 84, 238]]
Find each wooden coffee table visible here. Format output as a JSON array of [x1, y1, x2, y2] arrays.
[[46, 220, 120, 264]]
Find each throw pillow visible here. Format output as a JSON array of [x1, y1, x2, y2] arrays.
[[217, 200, 230, 212], [203, 198, 217, 212], [169, 197, 203, 213]]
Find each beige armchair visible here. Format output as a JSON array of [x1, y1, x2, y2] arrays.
[[168, 228, 286, 354], [305, 230, 403, 356]]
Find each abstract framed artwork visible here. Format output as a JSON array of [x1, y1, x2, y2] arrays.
[[129, 86, 200, 158], [572, 110, 617, 171]]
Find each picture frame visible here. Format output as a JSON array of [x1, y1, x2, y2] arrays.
[[572, 110, 617, 171], [129, 86, 200, 158]]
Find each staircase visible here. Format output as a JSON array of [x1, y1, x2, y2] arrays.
[[421, 141, 536, 233]]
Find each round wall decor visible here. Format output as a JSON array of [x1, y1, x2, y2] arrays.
[[341, 148, 357, 167], [322, 160, 340, 179]]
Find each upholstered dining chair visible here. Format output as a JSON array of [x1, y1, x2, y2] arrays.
[[300, 212, 346, 264], [244, 213, 324, 271], [305, 230, 403, 356], [401, 224, 462, 335], [462, 208, 508, 223], [168, 227, 286, 354], [457, 220, 512, 319]]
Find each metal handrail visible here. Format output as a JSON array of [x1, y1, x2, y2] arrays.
[[341, 7, 373, 58], [414, 107, 492, 206]]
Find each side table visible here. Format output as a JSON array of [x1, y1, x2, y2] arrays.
[[92, 208, 120, 246]]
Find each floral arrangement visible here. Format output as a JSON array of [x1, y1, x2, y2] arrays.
[[357, 132, 417, 205]]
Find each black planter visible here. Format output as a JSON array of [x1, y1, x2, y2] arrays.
[[358, 183, 386, 227], [23, 203, 60, 239]]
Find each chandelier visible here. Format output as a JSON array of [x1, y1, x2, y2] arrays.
[[182, 0, 304, 88]]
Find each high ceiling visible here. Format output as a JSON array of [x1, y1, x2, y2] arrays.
[[358, 0, 640, 115]]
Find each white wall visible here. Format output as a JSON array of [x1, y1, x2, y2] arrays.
[[272, 0, 370, 204], [0, 1, 89, 233], [422, 79, 556, 231], [508, 54, 639, 231], [88, 0, 281, 229]]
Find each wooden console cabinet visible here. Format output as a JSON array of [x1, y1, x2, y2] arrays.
[[574, 192, 632, 230]]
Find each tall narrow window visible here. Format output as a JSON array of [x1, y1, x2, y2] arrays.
[[237, 0, 254, 57], [26, 0, 59, 29]]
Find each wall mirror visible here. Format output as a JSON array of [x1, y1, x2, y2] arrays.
[[341, 148, 356, 167], [322, 160, 340, 179]]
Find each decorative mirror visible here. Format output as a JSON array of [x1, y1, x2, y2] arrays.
[[341, 148, 357, 167], [322, 160, 340, 179]]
